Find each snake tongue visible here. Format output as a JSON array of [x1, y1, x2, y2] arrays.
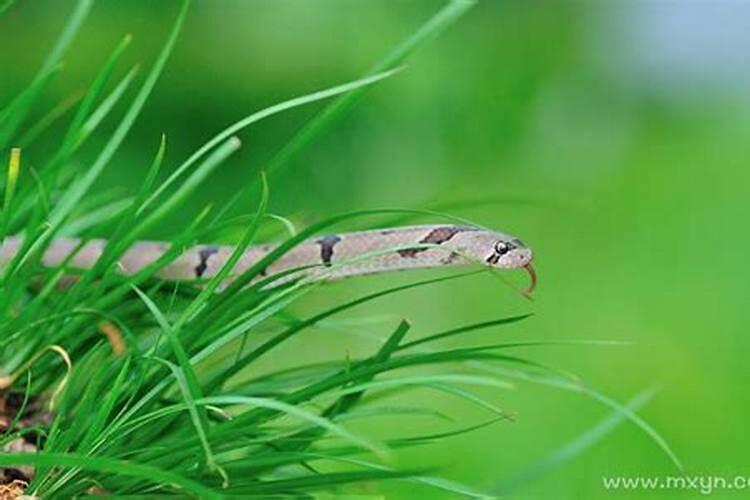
[[523, 263, 537, 296]]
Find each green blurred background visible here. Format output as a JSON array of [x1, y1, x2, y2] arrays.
[[3, 0, 749, 497]]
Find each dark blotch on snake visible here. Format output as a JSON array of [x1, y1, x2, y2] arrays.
[[317, 235, 341, 267], [398, 226, 470, 258], [195, 246, 219, 277]]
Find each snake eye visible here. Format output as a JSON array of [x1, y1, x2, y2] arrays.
[[494, 241, 510, 255]]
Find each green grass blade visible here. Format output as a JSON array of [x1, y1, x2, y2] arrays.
[[0, 147, 21, 240], [73, 65, 139, 150], [133, 286, 223, 482], [180, 172, 268, 329], [264, 0, 477, 178], [139, 67, 402, 214], [0, 0, 16, 16], [495, 388, 657, 495], [0, 0, 93, 148], [259, 321, 414, 461], [474, 364, 683, 471], [60, 197, 132, 236], [47, 0, 190, 229], [62, 134, 166, 293], [398, 314, 533, 351], [135, 135, 241, 234], [16, 91, 83, 147], [62, 34, 133, 152], [339, 374, 514, 396], [35, 0, 93, 79]]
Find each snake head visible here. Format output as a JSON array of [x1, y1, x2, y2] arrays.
[[485, 237, 533, 269], [483, 235, 536, 294]]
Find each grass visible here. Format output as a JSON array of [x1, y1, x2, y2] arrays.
[[0, 0, 678, 497]]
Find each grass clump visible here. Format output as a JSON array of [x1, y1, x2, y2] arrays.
[[0, 0, 678, 497]]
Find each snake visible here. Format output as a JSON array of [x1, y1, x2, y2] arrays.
[[0, 224, 536, 293]]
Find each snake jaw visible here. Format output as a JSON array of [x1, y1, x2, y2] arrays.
[[523, 263, 537, 296]]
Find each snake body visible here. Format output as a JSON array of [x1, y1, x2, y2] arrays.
[[0, 225, 535, 291]]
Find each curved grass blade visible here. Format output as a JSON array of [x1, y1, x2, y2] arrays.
[[135, 135, 242, 235], [10, 36, 137, 212], [140, 67, 403, 214], [72, 65, 139, 150], [47, 0, 190, 229], [495, 388, 657, 495], [63, 35, 134, 151], [339, 374, 514, 396], [472, 363, 682, 471], [16, 90, 83, 147], [180, 171, 268, 325], [0, 0, 93, 148], [398, 314, 533, 351], [0, 0, 15, 16], [264, 0, 477, 178], [132, 289, 223, 481], [0, 147, 21, 240], [257, 321, 414, 463], [56, 134, 167, 302]]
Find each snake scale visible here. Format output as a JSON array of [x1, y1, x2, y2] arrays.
[[0, 224, 536, 292]]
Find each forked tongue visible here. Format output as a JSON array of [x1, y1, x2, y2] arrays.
[[523, 263, 537, 296]]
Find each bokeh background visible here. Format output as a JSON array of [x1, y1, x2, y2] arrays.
[[2, 1, 749, 497]]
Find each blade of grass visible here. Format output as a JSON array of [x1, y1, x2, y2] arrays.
[[52, 134, 168, 310], [61, 34, 133, 152], [264, 0, 477, 178], [16, 90, 83, 147], [495, 388, 657, 495], [338, 374, 514, 396], [73, 65, 139, 150], [472, 363, 682, 471], [0, 147, 21, 240], [139, 67, 402, 214], [132, 287, 224, 482], [179, 172, 269, 333], [132, 135, 242, 236], [262, 321, 414, 460], [0, 0, 15, 16], [60, 197, 133, 236], [47, 0, 189, 229], [0, 0, 93, 148], [397, 314, 533, 351]]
